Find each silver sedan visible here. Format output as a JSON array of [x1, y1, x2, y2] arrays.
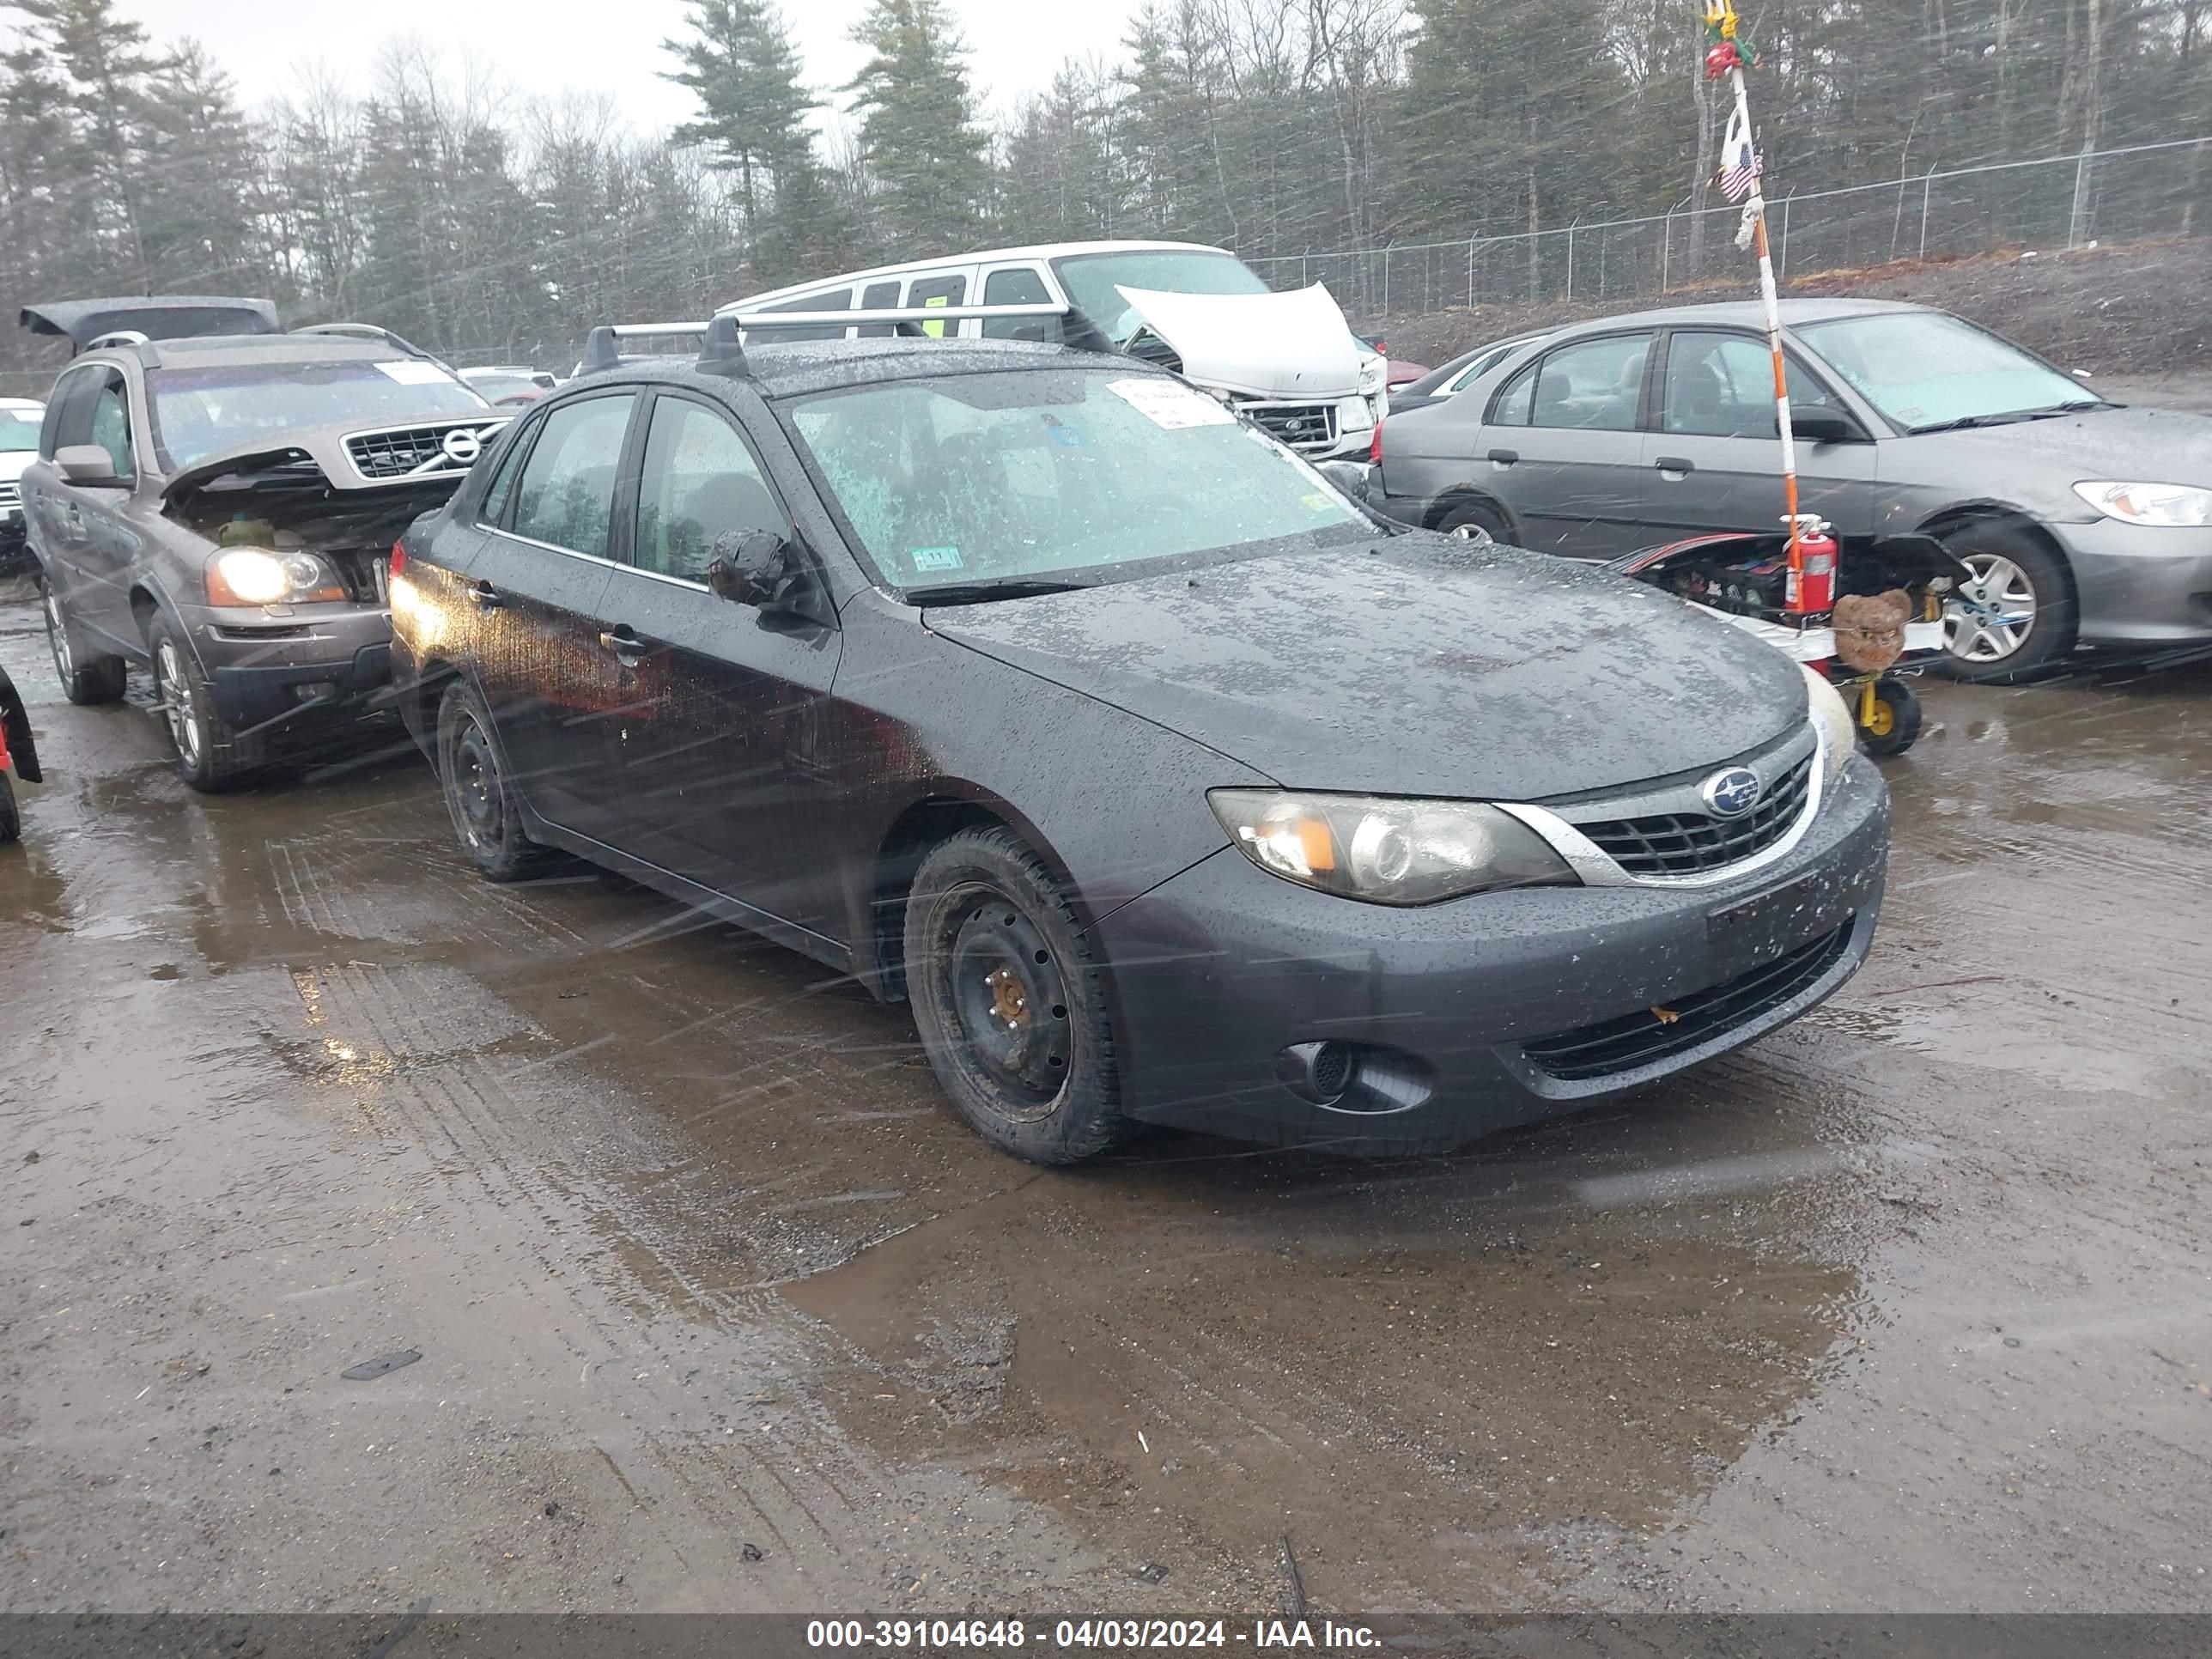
[[1370, 298, 2212, 679]]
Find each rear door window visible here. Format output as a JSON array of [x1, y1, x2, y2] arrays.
[[905, 273, 966, 337], [1524, 333, 1654, 431], [509, 393, 635, 559], [632, 396, 789, 585]]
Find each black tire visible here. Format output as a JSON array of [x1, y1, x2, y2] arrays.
[[0, 773, 18, 845], [148, 617, 262, 792], [45, 582, 126, 705], [1935, 521, 2076, 684], [1435, 497, 1510, 544], [1856, 676, 1923, 757], [903, 825, 1125, 1165], [434, 681, 553, 882]]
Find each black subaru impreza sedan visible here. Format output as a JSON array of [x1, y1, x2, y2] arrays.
[[390, 308, 1888, 1165]]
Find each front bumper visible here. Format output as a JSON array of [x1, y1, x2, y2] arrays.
[[1089, 753, 1889, 1154], [2053, 519, 2212, 645], [182, 602, 397, 733]]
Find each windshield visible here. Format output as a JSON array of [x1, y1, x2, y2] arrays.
[[0, 409, 39, 453], [1793, 312, 2099, 432], [464, 373, 540, 401], [787, 368, 1364, 593], [1051, 249, 1271, 346], [151, 361, 490, 470]]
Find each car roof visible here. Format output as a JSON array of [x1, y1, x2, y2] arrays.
[[1546, 297, 1930, 332], [575, 336, 1145, 400], [728, 240, 1236, 309]]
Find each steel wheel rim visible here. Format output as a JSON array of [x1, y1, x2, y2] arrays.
[[449, 715, 501, 851], [155, 640, 202, 766], [1945, 552, 2037, 662], [45, 590, 73, 681], [941, 888, 1072, 1120]]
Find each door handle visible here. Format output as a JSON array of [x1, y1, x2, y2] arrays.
[[1654, 456, 1695, 475], [468, 580, 504, 610], [1486, 447, 1518, 465], [599, 629, 647, 662]]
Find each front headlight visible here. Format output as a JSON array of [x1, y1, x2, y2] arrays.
[[1801, 663, 1855, 783], [1356, 353, 1387, 397], [206, 547, 347, 607], [1208, 789, 1576, 906], [2071, 481, 2212, 526]]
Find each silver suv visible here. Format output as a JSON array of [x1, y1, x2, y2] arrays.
[[19, 296, 507, 788]]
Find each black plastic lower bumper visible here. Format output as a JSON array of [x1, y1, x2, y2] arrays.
[[209, 643, 393, 734]]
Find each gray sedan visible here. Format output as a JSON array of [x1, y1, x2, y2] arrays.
[[1371, 298, 2212, 678]]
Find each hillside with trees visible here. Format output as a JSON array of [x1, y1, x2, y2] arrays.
[[2, 0, 2206, 368]]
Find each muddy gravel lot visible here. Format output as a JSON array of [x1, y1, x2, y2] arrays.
[[1, 565, 2209, 1621]]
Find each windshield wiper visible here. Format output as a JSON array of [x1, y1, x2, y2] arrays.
[[904, 577, 1098, 606], [1911, 401, 2105, 434]]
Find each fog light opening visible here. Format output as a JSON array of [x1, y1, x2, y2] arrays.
[[1276, 1040, 1354, 1105], [1276, 1041, 1438, 1115]]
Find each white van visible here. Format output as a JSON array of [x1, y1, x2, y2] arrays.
[[718, 240, 1387, 459]]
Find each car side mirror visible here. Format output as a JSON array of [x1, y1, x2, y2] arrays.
[[56, 444, 124, 486], [705, 529, 795, 608], [1790, 405, 1866, 446]]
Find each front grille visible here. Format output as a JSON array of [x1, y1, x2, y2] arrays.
[[1573, 750, 1814, 877], [1522, 921, 1855, 1081], [0, 481, 19, 507], [344, 421, 501, 482], [1240, 400, 1338, 449]]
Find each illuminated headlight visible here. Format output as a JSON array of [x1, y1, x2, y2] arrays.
[[2071, 481, 2212, 526], [207, 548, 346, 607], [1209, 789, 1576, 906], [1801, 663, 1855, 784]]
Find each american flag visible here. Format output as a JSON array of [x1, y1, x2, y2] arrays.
[[1719, 111, 1763, 202]]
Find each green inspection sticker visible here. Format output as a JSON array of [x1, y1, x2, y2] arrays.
[[910, 545, 963, 572]]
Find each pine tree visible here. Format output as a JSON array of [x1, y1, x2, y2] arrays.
[[137, 42, 264, 294], [843, 0, 990, 255], [661, 0, 816, 223]]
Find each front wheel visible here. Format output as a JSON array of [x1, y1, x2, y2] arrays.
[[149, 618, 261, 791], [1856, 676, 1923, 757], [903, 826, 1125, 1165], [1937, 524, 2076, 683]]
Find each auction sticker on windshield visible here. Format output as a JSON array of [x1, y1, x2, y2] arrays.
[[1107, 378, 1235, 429], [376, 360, 451, 385]]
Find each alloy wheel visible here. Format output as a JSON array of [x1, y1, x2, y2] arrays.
[[45, 589, 74, 682], [155, 639, 203, 767], [1448, 520, 1494, 544], [1945, 552, 2037, 662]]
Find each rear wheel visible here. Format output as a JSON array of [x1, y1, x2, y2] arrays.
[[903, 826, 1125, 1165], [435, 681, 552, 882], [149, 617, 261, 792], [1937, 523, 2075, 682], [1436, 498, 1509, 544], [1856, 676, 1923, 757], [46, 584, 126, 705]]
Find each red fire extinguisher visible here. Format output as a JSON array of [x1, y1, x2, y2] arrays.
[[1787, 516, 1838, 615]]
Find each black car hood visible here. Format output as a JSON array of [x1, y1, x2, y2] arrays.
[[927, 538, 1811, 800]]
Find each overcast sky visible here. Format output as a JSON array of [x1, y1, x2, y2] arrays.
[[125, 0, 1144, 137]]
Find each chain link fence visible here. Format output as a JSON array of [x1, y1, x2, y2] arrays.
[[1247, 136, 2212, 319]]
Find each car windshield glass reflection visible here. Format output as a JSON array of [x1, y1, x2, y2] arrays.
[[0, 410, 39, 452], [787, 368, 1365, 593], [151, 362, 491, 470], [1049, 250, 1271, 345], [1793, 312, 2100, 432]]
